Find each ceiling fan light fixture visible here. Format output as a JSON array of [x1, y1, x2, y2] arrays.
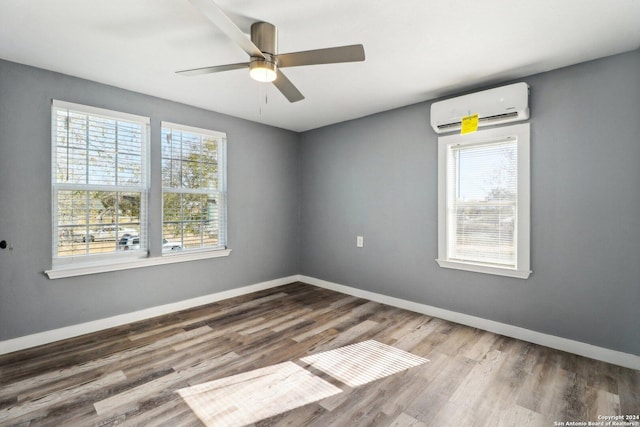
[[249, 58, 277, 83]]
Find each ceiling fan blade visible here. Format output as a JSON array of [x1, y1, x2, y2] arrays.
[[176, 62, 249, 76], [272, 71, 304, 103], [189, 0, 264, 58], [276, 44, 365, 68]]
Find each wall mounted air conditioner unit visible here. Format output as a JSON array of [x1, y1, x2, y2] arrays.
[[430, 82, 529, 134]]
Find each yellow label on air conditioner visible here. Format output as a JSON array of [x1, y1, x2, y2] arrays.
[[461, 114, 479, 134]]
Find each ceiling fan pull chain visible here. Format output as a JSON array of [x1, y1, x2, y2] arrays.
[[259, 83, 264, 116]]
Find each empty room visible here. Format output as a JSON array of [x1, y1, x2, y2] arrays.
[[0, 0, 639, 426]]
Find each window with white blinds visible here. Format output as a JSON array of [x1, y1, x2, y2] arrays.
[[437, 123, 531, 279], [51, 100, 149, 264], [161, 122, 227, 253]]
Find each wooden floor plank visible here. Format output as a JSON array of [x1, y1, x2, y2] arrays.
[[0, 370, 127, 426], [93, 352, 239, 416], [0, 282, 637, 426], [0, 326, 212, 403]]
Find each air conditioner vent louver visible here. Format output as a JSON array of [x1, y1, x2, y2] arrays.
[[431, 83, 529, 134], [436, 111, 520, 131]]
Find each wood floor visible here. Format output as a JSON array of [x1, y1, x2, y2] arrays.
[[1, 282, 638, 426]]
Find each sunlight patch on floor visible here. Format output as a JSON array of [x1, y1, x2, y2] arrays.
[[177, 361, 342, 426], [300, 340, 429, 387], [178, 340, 428, 426]]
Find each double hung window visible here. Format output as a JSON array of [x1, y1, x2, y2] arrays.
[[52, 101, 149, 265], [161, 122, 227, 252], [436, 123, 531, 278]]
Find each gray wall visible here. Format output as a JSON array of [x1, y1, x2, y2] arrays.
[[299, 50, 640, 356], [2, 50, 639, 357], [0, 59, 300, 341]]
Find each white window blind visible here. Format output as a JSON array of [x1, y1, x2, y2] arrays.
[[437, 123, 530, 279], [447, 140, 517, 267], [51, 100, 149, 264], [161, 122, 227, 253]]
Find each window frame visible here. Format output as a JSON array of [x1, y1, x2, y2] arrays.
[[160, 121, 228, 256], [436, 123, 531, 279], [51, 100, 150, 267]]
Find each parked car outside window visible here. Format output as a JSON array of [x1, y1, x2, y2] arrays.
[[117, 235, 140, 251], [83, 226, 138, 242], [162, 239, 182, 252]]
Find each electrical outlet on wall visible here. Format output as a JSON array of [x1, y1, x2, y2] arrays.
[[356, 236, 364, 248]]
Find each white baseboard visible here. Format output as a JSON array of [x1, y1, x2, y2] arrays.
[[299, 275, 640, 371], [0, 275, 297, 355], [2, 273, 638, 370]]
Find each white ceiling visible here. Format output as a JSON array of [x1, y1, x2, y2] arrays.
[[1, 0, 639, 132]]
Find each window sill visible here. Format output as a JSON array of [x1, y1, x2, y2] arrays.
[[436, 259, 531, 279], [45, 249, 232, 279]]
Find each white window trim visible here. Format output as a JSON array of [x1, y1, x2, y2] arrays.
[[161, 121, 227, 139], [45, 249, 232, 279], [52, 100, 151, 125], [436, 123, 531, 279]]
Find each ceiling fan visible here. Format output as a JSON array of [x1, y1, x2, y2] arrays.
[[176, 0, 366, 103]]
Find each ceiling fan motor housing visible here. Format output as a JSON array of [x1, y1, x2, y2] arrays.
[[251, 22, 278, 55]]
